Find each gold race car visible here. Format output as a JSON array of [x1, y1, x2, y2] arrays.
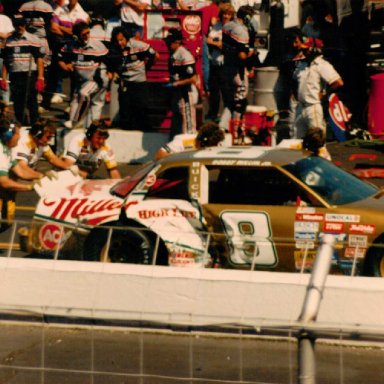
[[26, 146, 384, 276]]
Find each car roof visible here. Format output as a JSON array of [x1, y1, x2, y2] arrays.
[[159, 146, 310, 166]]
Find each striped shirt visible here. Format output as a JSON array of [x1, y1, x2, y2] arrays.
[[222, 19, 249, 66], [118, 38, 157, 83], [169, 45, 196, 84], [0, 142, 15, 177], [59, 39, 108, 83], [19, 0, 54, 39], [2, 31, 45, 73]]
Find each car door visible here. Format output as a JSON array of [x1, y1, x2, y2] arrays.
[[201, 165, 326, 272]]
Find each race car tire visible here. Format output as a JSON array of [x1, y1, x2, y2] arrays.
[[363, 237, 384, 277], [83, 221, 168, 265]]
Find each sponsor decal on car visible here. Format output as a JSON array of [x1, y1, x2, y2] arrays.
[[296, 207, 316, 214], [348, 234, 368, 248], [295, 241, 315, 249], [39, 223, 68, 250], [348, 224, 376, 235], [344, 247, 366, 259], [294, 232, 317, 240], [295, 213, 324, 222], [318, 232, 347, 248], [325, 214, 360, 223], [294, 221, 319, 232], [324, 222, 345, 233], [137, 208, 197, 219], [144, 174, 157, 187], [294, 250, 317, 270], [211, 160, 272, 166]]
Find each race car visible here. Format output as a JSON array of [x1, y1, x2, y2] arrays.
[[23, 146, 384, 276]]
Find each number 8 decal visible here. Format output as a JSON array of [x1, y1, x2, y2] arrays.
[[220, 211, 277, 267]]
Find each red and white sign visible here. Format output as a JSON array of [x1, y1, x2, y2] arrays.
[[296, 213, 324, 222], [324, 222, 344, 233], [349, 224, 376, 235], [39, 223, 63, 250], [344, 247, 366, 259], [183, 15, 201, 35]]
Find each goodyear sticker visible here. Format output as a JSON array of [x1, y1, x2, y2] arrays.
[[344, 247, 366, 259], [348, 234, 368, 248], [294, 221, 319, 232], [325, 214, 360, 223]]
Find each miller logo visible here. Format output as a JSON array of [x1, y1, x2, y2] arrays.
[[183, 15, 201, 35]]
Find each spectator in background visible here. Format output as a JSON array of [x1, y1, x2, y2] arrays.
[[59, 22, 109, 129], [120, 0, 151, 40], [62, 119, 121, 179], [221, 5, 253, 143], [0, 3, 14, 112], [19, 0, 54, 68], [1, 14, 45, 126], [293, 36, 343, 138], [205, 2, 234, 122], [41, 0, 89, 110], [339, 0, 370, 127], [165, 28, 198, 136], [109, 26, 158, 131], [176, 0, 219, 95]]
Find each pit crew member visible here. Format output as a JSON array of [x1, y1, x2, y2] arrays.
[[61, 119, 121, 179]]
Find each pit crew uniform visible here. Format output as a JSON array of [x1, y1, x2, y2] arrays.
[[113, 38, 157, 131], [11, 128, 56, 169], [222, 19, 249, 141], [2, 30, 45, 125], [62, 132, 118, 177], [59, 38, 109, 128], [19, 0, 53, 67], [294, 55, 342, 138], [0, 140, 16, 232], [160, 133, 197, 154], [169, 46, 198, 135]]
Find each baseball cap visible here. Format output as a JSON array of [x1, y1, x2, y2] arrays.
[[164, 28, 183, 44]]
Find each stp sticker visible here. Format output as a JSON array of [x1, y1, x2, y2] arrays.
[[39, 223, 64, 250], [324, 222, 344, 233]]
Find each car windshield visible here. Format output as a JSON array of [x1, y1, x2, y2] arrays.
[[283, 156, 378, 205], [110, 163, 157, 198]]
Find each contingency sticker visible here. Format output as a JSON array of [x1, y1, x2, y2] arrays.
[[348, 234, 368, 248], [348, 224, 376, 235], [344, 247, 366, 259], [294, 221, 319, 232], [295, 241, 315, 249], [325, 214, 360, 223], [295, 213, 324, 222], [294, 250, 317, 270], [324, 222, 345, 233]]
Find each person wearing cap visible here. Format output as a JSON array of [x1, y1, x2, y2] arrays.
[[11, 117, 75, 181], [19, 0, 54, 68], [0, 119, 36, 232], [61, 119, 121, 179], [58, 22, 109, 129], [0, 3, 14, 111], [155, 121, 225, 160], [221, 5, 253, 142], [1, 14, 45, 125], [293, 36, 343, 139], [108, 26, 158, 131], [165, 28, 198, 136], [120, 0, 151, 40]]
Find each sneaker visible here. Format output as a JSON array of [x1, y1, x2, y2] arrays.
[[64, 120, 73, 129], [51, 94, 64, 104]]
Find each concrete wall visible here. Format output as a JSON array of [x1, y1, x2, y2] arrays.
[[0, 258, 383, 333]]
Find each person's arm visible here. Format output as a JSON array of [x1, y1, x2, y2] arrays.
[[123, 0, 149, 12], [108, 168, 121, 179], [0, 31, 12, 40], [154, 147, 170, 160], [0, 175, 33, 192], [12, 160, 43, 180], [329, 78, 344, 90], [173, 73, 197, 87]]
